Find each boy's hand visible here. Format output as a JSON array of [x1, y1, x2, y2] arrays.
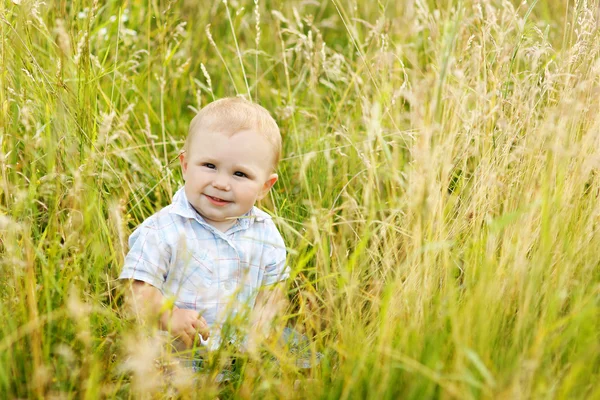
[[127, 281, 209, 349], [160, 307, 209, 348]]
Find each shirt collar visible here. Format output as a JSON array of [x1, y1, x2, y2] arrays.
[[169, 187, 269, 231]]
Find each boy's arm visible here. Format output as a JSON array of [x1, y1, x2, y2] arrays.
[[247, 284, 288, 349], [126, 280, 210, 348], [247, 223, 290, 341], [120, 218, 209, 348]]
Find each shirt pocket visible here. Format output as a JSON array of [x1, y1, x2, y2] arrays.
[[175, 247, 215, 292]]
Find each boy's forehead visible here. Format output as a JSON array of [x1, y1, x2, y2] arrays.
[[190, 128, 264, 147], [189, 129, 276, 168]]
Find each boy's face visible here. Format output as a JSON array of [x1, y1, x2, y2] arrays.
[[179, 129, 278, 232]]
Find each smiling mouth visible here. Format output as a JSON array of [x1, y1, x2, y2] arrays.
[[205, 194, 231, 205]]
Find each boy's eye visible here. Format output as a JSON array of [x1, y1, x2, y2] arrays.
[[234, 171, 247, 178], [203, 163, 216, 169]]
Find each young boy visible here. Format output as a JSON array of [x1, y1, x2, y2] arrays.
[[120, 97, 288, 350]]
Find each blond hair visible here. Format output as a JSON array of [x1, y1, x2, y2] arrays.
[[186, 97, 282, 168]]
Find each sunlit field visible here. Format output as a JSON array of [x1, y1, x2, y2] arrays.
[[1, 0, 599, 398]]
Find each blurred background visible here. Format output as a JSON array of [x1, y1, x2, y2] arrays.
[[1, 0, 599, 398]]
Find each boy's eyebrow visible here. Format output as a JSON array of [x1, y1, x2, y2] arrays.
[[195, 156, 218, 163], [232, 164, 256, 173]]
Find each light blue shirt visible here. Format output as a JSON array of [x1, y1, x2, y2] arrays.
[[119, 187, 288, 328]]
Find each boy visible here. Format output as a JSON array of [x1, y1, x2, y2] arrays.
[[120, 97, 288, 350]]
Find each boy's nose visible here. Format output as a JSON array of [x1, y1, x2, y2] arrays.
[[212, 175, 231, 191]]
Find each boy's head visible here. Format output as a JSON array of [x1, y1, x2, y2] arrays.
[[179, 97, 282, 231], [184, 97, 282, 167]]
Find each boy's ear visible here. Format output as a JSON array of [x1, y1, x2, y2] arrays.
[[179, 152, 187, 179], [258, 173, 278, 200]]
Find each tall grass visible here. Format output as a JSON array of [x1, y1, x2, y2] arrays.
[[1, 0, 599, 398]]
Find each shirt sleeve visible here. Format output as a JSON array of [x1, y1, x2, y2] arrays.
[[261, 225, 289, 286], [119, 217, 170, 289]]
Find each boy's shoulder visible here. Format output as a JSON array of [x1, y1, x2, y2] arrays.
[[249, 206, 271, 223], [248, 207, 285, 247], [249, 207, 282, 231]]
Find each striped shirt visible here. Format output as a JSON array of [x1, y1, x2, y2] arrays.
[[119, 187, 288, 328]]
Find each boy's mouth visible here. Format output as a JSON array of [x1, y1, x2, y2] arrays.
[[204, 194, 231, 206]]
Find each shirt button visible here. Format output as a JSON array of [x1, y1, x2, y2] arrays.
[[224, 282, 233, 290]]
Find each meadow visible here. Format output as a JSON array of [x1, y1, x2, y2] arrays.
[[1, 0, 599, 398]]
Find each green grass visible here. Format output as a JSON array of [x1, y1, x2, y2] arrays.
[[1, 0, 599, 398]]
